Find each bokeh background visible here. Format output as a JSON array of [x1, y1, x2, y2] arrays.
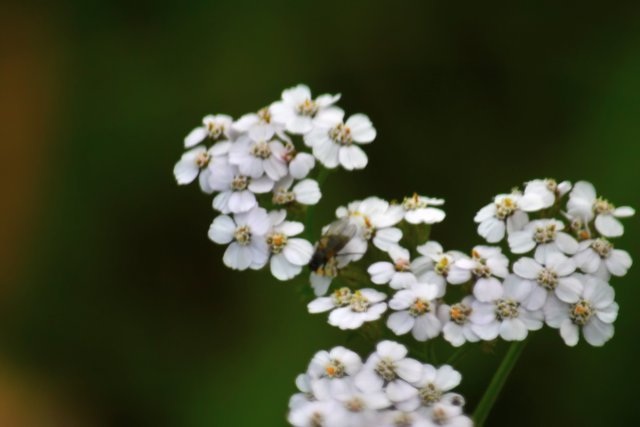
[[1, 1, 639, 426]]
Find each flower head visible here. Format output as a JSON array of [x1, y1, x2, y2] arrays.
[[207, 207, 271, 270], [567, 181, 635, 238], [304, 108, 376, 170], [271, 84, 341, 134], [544, 274, 618, 346]]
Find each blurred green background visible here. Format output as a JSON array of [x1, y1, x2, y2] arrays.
[[1, 1, 639, 426]]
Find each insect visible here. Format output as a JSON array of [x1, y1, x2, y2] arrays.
[[309, 218, 358, 273]]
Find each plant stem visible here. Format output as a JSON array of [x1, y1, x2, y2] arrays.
[[473, 340, 527, 427]]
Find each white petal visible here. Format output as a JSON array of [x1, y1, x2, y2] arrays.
[[517, 194, 545, 212], [555, 277, 583, 303], [307, 297, 335, 313], [271, 254, 301, 280], [173, 154, 200, 185], [554, 232, 579, 255], [387, 311, 414, 335], [338, 145, 368, 170], [412, 314, 441, 341], [473, 277, 504, 302], [508, 231, 535, 254], [596, 302, 618, 323], [605, 250, 632, 276], [248, 175, 274, 193], [582, 318, 614, 346], [293, 179, 322, 205], [228, 190, 257, 213], [184, 127, 208, 148], [283, 238, 314, 266], [223, 243, 252, 270], [395, 358, 424, 383], [386, 380, 418, 402], [289, 153, 315, 179], [434, 365, 462, 391], [405, 208, 446, 225], [614, 206, 635, 218], [310, 273, 332, 296], [499, 318, 527, 341], [595, 214, 624, 237], [571, 181, 596, 201], [506, 210, 529, 232], [513, 257, 542, 279], [346, 114, 376, 143], [354, 369, 384, 392], [208, 215, 236, 244], [312, 139, 340, 168], [478, 218, 505, 243], [376, 340, 408, 360], [368, 262, 395, 284], [560, 319, 579, 346], [212, 191, 232, 214]]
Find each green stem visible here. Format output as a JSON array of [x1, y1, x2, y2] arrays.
[[473, 340, 527, 427]]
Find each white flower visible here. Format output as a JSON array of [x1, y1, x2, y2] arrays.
[[336, 197, 404, 252], [396, 365, 463, 412], [173, 141, 231, 191], [567, 181, 635, 238], [544, 274, 618, 346], [307, 346, 363, 399], [354, 341, 423, 403], [289, 374, 314, 409], [422, 403, 473, 427], [273, 177, 322, 206], [184, 114, 233, 148], [209, 163, 274, 214], [379, 410, 431, 427], [228, 136, 289, 181], [523, 178, 571, 209], [288, 400, 344, 427], [304, 108, 376, 170], [387, 283, 442, 341], [512, 253, 582, 311], [270, 84, 341, 134], [447, 246, 508, 302], [368, 246, 428, 289], [474, 192, 545, 243], [207, 207, 270, 271], [308, 288, 387, 330], [264, 211, 313, 281], [332, 380, 391, 426], [398, 194, 446, 225], [414, 241, 467, 297], [470, 277, 543, 341], [437, 296, 481, 347], [233, 105, 286, 143], [573, 237, 633, 279], [283, 143, 316, 179], [508, 218, 579, 262]]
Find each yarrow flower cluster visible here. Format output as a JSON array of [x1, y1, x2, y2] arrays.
[[305, 178, 632, 347], [289, 341, 471, 427], [175, 84, 376, 278], [175, 87, 634, 426]]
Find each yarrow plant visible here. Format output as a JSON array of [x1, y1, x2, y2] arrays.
[[175, 86, 634, 426]]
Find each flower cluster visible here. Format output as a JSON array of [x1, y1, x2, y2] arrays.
[[308, 179, 633, 347], [289, 341, 472, 427], [174, 84, 376, 279], [174, 87, 634, 426]]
